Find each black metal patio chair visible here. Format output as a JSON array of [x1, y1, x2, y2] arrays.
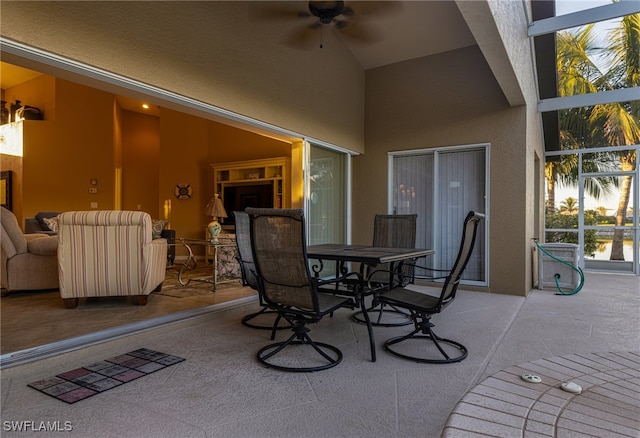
[[378, 211, 484, 363], [235, 210, 289, 336], [247, 207, 353, 372], [352, 214, 417, 327]]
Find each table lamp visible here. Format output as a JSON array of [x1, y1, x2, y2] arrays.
[[204, 194, 227, 243]]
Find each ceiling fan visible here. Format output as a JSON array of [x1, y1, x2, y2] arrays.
[[252, 1, 401, 49], [305, 1, 354, 26]]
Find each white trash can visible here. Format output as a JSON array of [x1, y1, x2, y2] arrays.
[[537, 243, 581, 290]]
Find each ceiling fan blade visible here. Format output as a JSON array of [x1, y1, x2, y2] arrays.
[[338, 20, 383, 45], [282, 24, 322, 50], [334, 19, 350, 30]]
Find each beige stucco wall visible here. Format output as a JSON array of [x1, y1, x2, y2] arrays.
[[355, 0, 544, 296], [357, 45, 532, 295], [0, 1, 365, 153], [484, 0, 545, 293]]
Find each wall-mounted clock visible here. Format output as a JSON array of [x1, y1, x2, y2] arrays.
[[174, 183, 192, 200]]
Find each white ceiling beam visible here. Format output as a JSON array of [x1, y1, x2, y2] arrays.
[[528, 1, 640, 37], [538, 87, 640, 112]]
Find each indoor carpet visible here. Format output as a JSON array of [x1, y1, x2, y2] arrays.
[[27, 348, 184, 404]]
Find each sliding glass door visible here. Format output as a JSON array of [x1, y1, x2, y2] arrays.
[[306, 142, 349, 245], [390, 144, 488, 284]]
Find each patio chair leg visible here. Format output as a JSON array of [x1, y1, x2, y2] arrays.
[[383, 320, 468, 364], [242, 306, 291, 336], [352, 300, 412, 327], [257, 322, 343, 372]]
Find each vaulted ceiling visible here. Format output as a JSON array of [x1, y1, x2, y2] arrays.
[[249, 1, 476, 70], [1, 1, 476, 85], [1, 1, 479, 121]]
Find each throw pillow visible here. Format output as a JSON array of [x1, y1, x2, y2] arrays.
[[36, 211, 60, 230], [151, 220, 168, 239], [42, 217, 59, 233]]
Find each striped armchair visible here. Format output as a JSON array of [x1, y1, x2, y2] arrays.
[[57, 211, 168, 308]]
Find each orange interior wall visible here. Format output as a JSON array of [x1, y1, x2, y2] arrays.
[[158, 108, 209, 261], [122, 110, 160, 217], [208, 121, 291, 164], [2, 74, 55, 121], [1, 74, 55, 225], [23, 79, 115, 220], [2, 75, 295, 239]]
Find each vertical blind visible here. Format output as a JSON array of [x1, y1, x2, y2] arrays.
[[392, 147, 487, 283]]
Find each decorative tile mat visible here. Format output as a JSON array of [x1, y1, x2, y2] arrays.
[[28, 348, 185, 404]]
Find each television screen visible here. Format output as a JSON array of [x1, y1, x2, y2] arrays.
[[222, 182, 274, 226]]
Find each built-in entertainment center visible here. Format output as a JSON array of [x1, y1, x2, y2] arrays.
[[212, 157, 290, 228]]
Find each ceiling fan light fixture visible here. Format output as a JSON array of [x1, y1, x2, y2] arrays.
[[308, 1, 345, 25]]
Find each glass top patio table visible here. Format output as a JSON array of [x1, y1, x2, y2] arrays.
[[306, 244, 434, 362]]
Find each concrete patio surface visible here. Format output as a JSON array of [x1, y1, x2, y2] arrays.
[[1, 272, 638, 437]]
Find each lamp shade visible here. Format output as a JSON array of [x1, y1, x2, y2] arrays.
[[204, 194, 227, 219]]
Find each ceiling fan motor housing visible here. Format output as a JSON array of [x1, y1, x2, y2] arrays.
[[308, 1, 346, 24]]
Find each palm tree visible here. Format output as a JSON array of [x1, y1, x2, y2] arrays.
[[555, 12, 640, 261], [550, 25, 619, 213], [545, 154, 575, 214], [559, 197, 578, 214]]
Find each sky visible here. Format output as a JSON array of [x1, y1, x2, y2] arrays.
[[555, 0, 612, 15], [556, 181, 624, 212]]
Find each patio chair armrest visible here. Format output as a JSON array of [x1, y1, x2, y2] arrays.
[[405, 263, 449, 280], [407, 262, 448, 273], [365, 266, 410, 288]]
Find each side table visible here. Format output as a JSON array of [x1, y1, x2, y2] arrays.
[[176, 238, 240, 291]]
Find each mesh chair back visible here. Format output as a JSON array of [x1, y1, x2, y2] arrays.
[[369, 214, 417, 284], [234, 211, 258, 290], [439, 211, 484, 306], [247, 208, 317, 312], [373, 214, 417, 248]]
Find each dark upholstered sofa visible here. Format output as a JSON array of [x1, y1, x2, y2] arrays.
[[162, 229, 176, 264], [24, 211, 59, 235]]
